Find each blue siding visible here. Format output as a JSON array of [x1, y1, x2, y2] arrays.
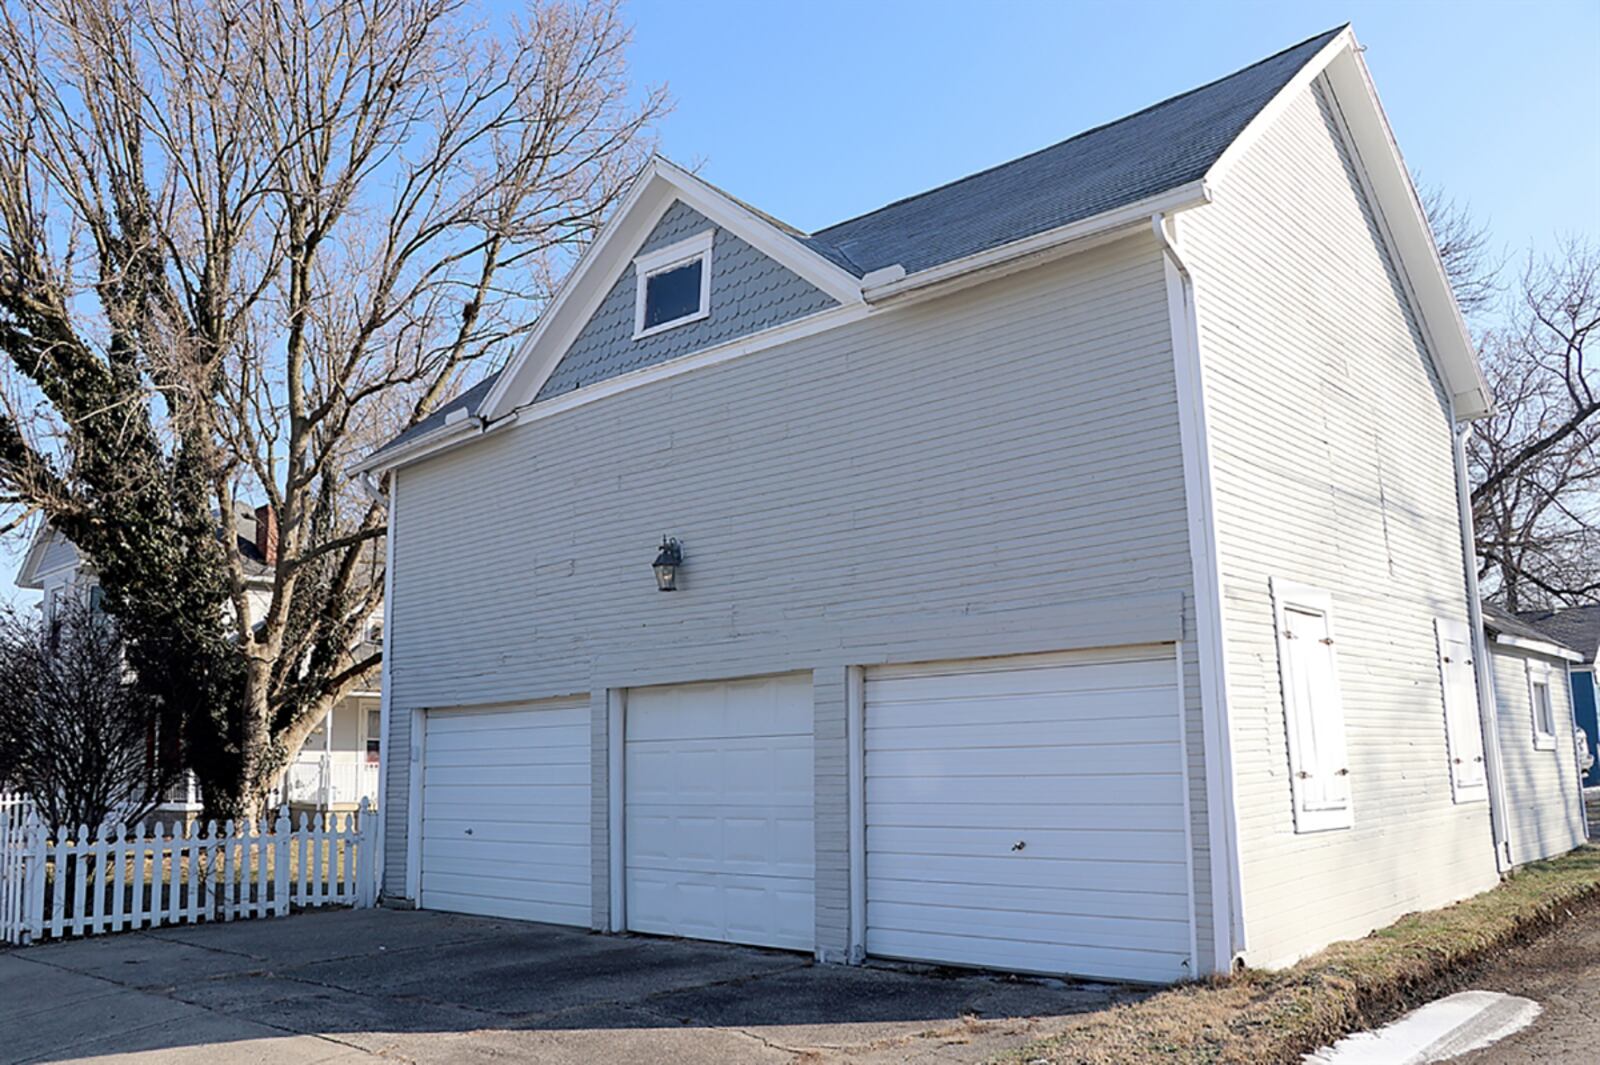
[[535, 201, 838, 402], [1573, 668, 1599, 788]]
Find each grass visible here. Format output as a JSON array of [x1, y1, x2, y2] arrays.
[[1001, 846, 1600, 1065]]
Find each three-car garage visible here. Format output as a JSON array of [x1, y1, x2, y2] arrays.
[[413, 645, 1192, 983]]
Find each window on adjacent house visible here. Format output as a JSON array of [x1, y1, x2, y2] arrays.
[[633, 231, 713, 339], [1272, 580, 1354, 833], [1529, 663, 1558, 751], [1434, 619, 1486, 802]]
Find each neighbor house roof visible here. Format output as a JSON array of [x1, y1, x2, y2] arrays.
[[360, 23, 1488, 474], [1516, 605, 1600, 665], [1483, 604, 1586, 663], [16, 501, 274, 589]]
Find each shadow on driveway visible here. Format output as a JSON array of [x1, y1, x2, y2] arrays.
[[0, 908, 1149, 1064]]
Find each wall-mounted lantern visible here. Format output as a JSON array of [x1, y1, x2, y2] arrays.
[[652, 536, 683, 592]]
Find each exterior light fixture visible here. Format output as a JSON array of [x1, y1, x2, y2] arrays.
[[652, 536, 683, 592]]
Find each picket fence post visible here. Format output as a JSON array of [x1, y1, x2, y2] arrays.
[[274, 810, 291, 917], [355, 799, 375, 908]]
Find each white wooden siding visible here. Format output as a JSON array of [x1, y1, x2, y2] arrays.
[[1491, 646, 1586, 866], [1181, 75, 1498, 968], [383, 235, 1210, 958]]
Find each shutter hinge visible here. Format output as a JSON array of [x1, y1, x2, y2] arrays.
[[1320, 637, 1335, 646], [1335, 768, 1350, 776]]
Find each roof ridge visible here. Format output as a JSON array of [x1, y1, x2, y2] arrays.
[[810, 24, 1347, 240]]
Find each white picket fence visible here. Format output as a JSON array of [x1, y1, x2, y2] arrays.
[[0, 800, 377, 946]]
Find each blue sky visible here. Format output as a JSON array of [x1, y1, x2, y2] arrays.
[[3, 0, 1596, 605], [621, 0, 1597, 261]]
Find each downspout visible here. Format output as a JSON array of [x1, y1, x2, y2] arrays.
[[1453, 420, 1513, 871], [1153, 212, 1246, 971]]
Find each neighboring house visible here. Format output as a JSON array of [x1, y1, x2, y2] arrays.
[[14, 507, 382, 814], [1480, 607, 1589, 864], [359, 27, 1569, 983], [1516, 605, 1600, 789]]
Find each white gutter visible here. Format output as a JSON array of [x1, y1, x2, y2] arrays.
[[863, 181, 1212, 304], [1453, 420, 1513, 872]]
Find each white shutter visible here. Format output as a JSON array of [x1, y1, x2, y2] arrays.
[[1272, 581, 1353, 833], [1434, 619, 1487, 801]]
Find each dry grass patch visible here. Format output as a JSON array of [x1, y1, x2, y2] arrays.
[[1003, 846, 1600, 1065]]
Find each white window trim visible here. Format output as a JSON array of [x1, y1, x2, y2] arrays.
[[1527, 659, 1558, 751], [632, 230, 713, 340], [1270, 579, 1354, 834]]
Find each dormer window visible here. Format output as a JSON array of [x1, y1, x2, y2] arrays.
[[633, 231, 713, 339]]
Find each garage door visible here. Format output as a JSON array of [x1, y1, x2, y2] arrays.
[[866, 647, 1191, 983], [625, 673, 814, 950], [420, 700, 590, 925]]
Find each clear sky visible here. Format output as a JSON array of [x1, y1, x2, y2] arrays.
[[3, 0, 1596, 606], [619, 0, 1597, 261]]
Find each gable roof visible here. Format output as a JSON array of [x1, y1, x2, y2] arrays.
[[359, 24, 1487, 474], [1516, 605, 1600, 665], [16, 504, 274, 590]]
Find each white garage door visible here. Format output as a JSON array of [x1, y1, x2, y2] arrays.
[[625, 673, 814, 950], [866, 647, 1192, 983], [420, 700, 591, 925]]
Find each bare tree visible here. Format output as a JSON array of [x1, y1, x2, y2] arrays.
[[1468, 242, 1600, 610], [0, 0, 664, 815], [0, 596, 176, 832]]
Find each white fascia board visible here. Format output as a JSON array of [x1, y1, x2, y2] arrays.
[[862, 181, 1212, 305], [1209, 28, 1490, 421], [1492, 632, 1586, 664], [14, 524, 57, 589], [477, 156, 866, 424]]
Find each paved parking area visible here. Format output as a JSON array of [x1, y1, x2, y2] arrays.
[[0, 908, 1145, 1064]]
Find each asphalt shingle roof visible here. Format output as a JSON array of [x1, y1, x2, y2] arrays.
[[366, 27, 1344, 462], [800, 27, 1344, 276], [1516, 605, 1600, 662]]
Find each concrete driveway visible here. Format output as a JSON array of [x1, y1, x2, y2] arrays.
[[0, 908, 1146, 1064]]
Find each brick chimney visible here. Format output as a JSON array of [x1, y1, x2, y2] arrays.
[[254, 504, 279, 566]]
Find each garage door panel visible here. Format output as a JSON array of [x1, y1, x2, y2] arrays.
[[419, 782, 587, 808], [869, 901, 1191, 951], [866, 651, 1191, 982], [423, 742, 589, 767], [869, 852, 1190, 895], [420, 702, 591, 927], [867, 877, 1193, 923], [625, 673, 814, 951], [420, 889, 589, 927], [423, 763, 590, 788], [867, 928, 1188, 985], [866, 774, 1184, 807], [868, 742, 1184, 778], [867, 800, 1185, 833], [866, 825, 1189, 863], [865, 714, 1180, 750], [867, 659, 1174, 700]]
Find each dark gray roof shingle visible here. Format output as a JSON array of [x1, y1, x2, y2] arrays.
[[1516, 605, 1600, 662], [801, 27, 1344, 276], [364, 373, 500, 465]]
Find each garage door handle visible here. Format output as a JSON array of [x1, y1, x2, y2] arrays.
[[1011, 840, 1026, 852], [464, 828, 473, 835]]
